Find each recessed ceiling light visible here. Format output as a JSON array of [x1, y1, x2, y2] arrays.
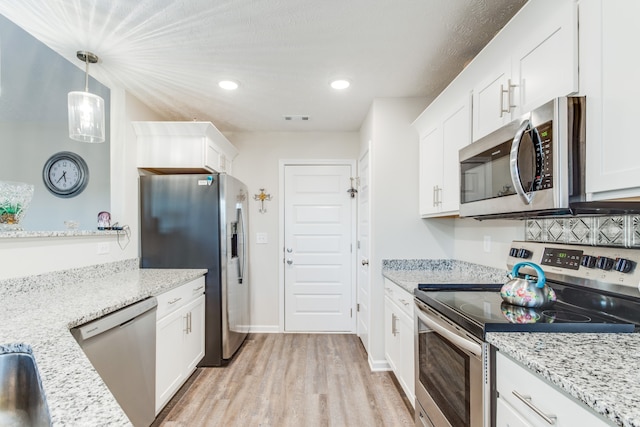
[[218, 80, 239, 90], [330, 79, 350, 90]]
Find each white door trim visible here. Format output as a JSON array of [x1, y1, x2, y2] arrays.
[[278, 159, 357, 333]]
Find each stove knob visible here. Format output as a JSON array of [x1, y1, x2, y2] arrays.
[[509, 248, 519, 257], [581, 255, 596, 268], [614, 258, 634, 273], [596, 256, 614, 271], [517, 248, 531, 259]]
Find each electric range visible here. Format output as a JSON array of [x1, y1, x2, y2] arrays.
[[413, 241, 640, 427], [414, 241, 640, 340]]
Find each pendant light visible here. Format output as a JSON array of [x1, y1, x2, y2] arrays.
[[68, 51, 105, 143]]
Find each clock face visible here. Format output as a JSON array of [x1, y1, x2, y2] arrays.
[[43, 152, 89, 197]]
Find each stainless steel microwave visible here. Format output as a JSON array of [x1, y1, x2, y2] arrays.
[[459, 97, 586, 219]]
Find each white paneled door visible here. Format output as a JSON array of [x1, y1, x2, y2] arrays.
[[357, 149, 370, 350], [284, 164, 354, 332]]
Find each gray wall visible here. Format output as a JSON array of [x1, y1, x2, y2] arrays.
[[0, 14, 110, 231]]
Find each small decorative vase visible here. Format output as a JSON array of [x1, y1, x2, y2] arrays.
[[0, 181, 35, 231]]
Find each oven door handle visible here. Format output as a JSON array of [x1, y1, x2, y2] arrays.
[[416, 307, 482, 358]]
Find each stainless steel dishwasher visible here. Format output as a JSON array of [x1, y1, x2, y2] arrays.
[[71, 297, 157, 427]]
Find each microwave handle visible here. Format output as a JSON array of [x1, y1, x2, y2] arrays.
[[510, 119, 534, 205]]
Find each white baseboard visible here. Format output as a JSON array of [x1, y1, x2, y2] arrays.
[[248, 325, 280, 333], [368, 356, 391, 372]]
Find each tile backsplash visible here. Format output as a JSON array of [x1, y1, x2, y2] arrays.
[[525, 216, 640, 247]]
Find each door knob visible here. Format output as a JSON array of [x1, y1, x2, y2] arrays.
[[361, 259, 369, 266], [286, 248, 293, 253], [286, 259, 293, 265]]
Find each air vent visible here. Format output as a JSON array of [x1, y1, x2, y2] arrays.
[[283, 115, 310, 121]]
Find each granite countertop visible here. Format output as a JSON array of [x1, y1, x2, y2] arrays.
[[487, 332, 640, 427], [0, 260, 207, 426], [381, 258, 508, 294], [383, 259, 638, 426]]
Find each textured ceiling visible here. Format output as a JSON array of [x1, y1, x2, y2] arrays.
[[0, 0, 526, 132]]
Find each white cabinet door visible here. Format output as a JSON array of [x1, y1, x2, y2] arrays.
[[183, 295, 206, 374], [383, 297, 400, 373], [383, 279, 415, 408], [418, 126, 442, 217], [396, 306, 415, 407], [440, 98, 471, 213], [472, 0, 578, 142], [472, 60, 512, 141], [418, 94, 470, 218], [512, 0, 578, 115], [496, 352, 612, 427], [582, 0, 640, 198], [155, 278, 206, 414], [156, 307, 187, 413]]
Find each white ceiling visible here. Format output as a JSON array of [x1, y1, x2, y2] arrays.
[[0, 0, 526, 132]]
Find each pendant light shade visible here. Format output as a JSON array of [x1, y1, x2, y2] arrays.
[[68, 51, 105, 143]]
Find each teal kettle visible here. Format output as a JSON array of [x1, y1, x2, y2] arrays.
[[500, 262, 557, 308]]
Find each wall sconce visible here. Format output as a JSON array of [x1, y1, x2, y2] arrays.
[[253, 188, 272, 213], [68, 51, 105, 143]]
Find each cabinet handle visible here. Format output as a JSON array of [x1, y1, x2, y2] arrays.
[[193, 286, 204, 293], [432, 185, 442, 207], [512, 391, 557, 425], [188, 312, 192, 334], [184, 314, 189, 334], [168, 297, 182, 305], [391, 313, 399, 336], [398, 298, 410, 307], [500, 79, 518, 117]]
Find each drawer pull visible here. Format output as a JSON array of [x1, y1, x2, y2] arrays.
[[398, 298, 410, 306], [512, 390, 557, 425], [168, 297, 182, 305], [193, 286, 204, 292]]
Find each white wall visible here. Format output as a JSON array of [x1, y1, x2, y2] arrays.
[[453, 218, 524, 270], [225, 131, 360, 331], [0, 89, 166, 280], [361, 98, 455, 365]]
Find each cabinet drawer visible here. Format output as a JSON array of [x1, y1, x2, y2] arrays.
[[156, 276, 205, 319], [383, 278, 414, 317], [496, 351, 612, 427]]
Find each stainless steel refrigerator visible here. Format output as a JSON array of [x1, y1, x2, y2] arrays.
[[139, 173, 249, 366]]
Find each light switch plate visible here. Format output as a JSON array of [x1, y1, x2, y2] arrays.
[[256, 232, 268, 244]]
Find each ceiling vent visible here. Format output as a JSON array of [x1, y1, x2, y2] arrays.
[[283, 115, 310, 121]]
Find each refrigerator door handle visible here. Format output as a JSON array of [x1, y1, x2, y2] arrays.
[[239, 206, 246, 284]]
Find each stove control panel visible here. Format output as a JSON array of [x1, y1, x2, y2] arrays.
[[507, 241, 640, 294]]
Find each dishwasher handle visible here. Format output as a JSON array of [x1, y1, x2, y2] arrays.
[[73, 297, 157, 341]]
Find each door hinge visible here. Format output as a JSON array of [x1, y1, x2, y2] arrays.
[[350, 308, 353, 318], [357, 240, 361, 249], [350, 243, 353, 253], [357, 303, 360, 312]]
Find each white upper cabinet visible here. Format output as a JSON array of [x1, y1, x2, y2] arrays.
[[472, 59, 512, 141], [580, 0, 640, 199], [416, 93, 471, 218], [472, 0, 578, 141], [133, 121, 238, 175]]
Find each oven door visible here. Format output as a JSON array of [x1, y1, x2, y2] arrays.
[[414, 299, 485, 427]]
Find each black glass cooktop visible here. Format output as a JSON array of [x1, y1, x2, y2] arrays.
[[415, 283, 637, 339]]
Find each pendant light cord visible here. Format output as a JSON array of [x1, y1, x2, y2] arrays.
[[84, 58, 90, 92]]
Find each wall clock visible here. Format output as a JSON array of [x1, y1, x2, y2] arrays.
[[42, 151, 89, 198]]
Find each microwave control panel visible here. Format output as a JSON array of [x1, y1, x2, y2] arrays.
[[534, 120, 553, 191]]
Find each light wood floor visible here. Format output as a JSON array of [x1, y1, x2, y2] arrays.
[[153, 334, 414, 427]]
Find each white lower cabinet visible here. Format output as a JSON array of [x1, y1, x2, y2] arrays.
[[495, 351, 613, 427], [155, 277, 206, 414], [580, 0, 640, 198], [383, 279, 415, 407]]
